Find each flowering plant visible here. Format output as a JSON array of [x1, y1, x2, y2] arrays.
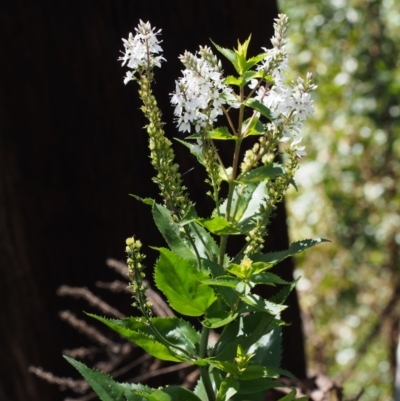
[[65, 15, 327, 401]]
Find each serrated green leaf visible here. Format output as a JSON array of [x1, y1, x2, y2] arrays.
[[64, 356, 148, 401], [154, 248, 216, 316], [215, 313, 276, 360], [64, 357, 124, 401], [152, 203, 197, 263], [180, 205, 219, 261], [203, 298, 238, 328], [251, 272, 290, 286], [245, 98, 272, 120], [208, 360, 279, 380], [193, 377, 208, 401], [89, 315, 199, 362], [202, 275, 240, 288], [149, 386, 203, 401], [239, 294, 287, 315], [240, 164, 285, 184], [270, 280, 298, 305], [233, 378, 281, 395], [242, 115, 265, 136], [236, 35, 251, 62], [211, 40, 240, 73], [197, 216, 241, 235], [245, 53, 267, 70], [216, 377, 239, 401], [218, 183, 258, 224], [229, 182, 270, 237], [252, 238, 330, 268], [175, 138, 206, 165], [248, 324, 282, 370], [207, 126, 236, 140], [224, 75, 243, 86], [129, 194, 155, 206]]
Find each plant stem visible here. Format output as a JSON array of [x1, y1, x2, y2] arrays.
[[199, 327, 215, 401]]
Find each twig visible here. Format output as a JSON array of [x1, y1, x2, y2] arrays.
[[58, 311, 119, 351], [106, 258, 129, 278], [57, 286, 125, 318], [63, 347, 100, 359], [96, 280, 130, 293], [28, 366, 89, 393]]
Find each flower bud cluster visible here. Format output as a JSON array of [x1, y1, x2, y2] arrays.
[[125, 237, 151, 316], [170, 47, 237, 133], [119, 20, 165, 85], [244, 202, 272, 255], [139, 75, 191, 217], [240, 124, 280, 174]]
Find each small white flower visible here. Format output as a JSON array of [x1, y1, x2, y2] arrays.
[[119, 20, 165, 79], [170, 47, 236, 134]]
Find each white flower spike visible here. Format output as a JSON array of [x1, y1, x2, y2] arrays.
[[119, 20, 165, 84]]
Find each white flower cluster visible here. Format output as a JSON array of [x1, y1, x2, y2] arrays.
[[251, 14, 316, 158], [170, 47, 237, 133], [119, 20, 165, 84]]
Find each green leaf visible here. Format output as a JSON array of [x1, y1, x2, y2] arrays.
[[216, 377, 239, 401], [249, 324, 282, 369], [221, 182, 270, 237], [224, 75, 244, 86], [129, 194, 155, 206], [152, 203, 197, 263], [233, 378, 281, 395], [277, 389, 297, 401], [154, 248, 216, 316], [215, 313, 276, 360], [245, 53, 268, 70], [240, 164, 285, 184], [235, 35, 252, 74], [211, 40, 240, 73], [218, 183, 258, 223], [149, 386, 203, 401], [197, 216, 241, 235], [224, 71, 260, 88], [64, 356, 151, 401], [175, 138, 206, 166], [201, 275, 240, 288], [252, 238, 330, 268], [203, 298, 239, 328], [245, 98, 272, 120], [242, 115, 265, 136], [239, 293, 287, 315], [251, 272, 290, 286], [208, 360, 279, 380], [270, 280, 298, 305], [193, 377, 208, 401], [89, 314, 199, 362], [207, 126, 236, 140], [179, 205, 219, 261]]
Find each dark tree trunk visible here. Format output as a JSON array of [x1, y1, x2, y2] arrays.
[[0, 1, 306, 400]]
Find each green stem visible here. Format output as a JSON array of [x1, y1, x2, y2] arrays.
[[199, 327, 215, 401], [218, 89, 245, 265]]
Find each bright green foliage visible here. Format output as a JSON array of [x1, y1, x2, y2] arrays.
[[66, 16, 325, 401], [88, 315, 199, 362], [154, 247, 217, 316], [279, 0, 400, 399]]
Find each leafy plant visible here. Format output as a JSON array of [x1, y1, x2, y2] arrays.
[[65, 16, 326, 401]]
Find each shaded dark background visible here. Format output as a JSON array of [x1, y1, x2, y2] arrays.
[[0, 1, 306, 400]]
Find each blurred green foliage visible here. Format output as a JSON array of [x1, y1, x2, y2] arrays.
[[278, 0, 400, 399]]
